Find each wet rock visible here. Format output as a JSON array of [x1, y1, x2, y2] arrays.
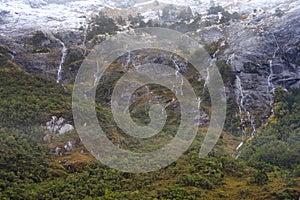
[[224, 8, 300, 132]]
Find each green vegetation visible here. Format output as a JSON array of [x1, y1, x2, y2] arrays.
[[0, 69, 71, 128], [0, 7, 299, 199], [0, 46, 15, 69], [0, 127, 50, 193], [241, 88, 300, 171], [1, 65, 298, 199], [240, 88, 300, 199]]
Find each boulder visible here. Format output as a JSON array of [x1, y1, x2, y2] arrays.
[[64, 140, 76, 152], [58, 124, 74, 135], [45, 116, 74, 135], [50, 147, 64, 156]]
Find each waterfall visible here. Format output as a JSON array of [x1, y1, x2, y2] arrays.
[[236, 142, 244, 151], [94, 61, 100, 86], [272, 34, 280, 59], [235, 75, 257, 136], [56, 39, 67, 83], [44, 31, 68, 83], [247, 111, 256, 136], [197, 97, 201, 110], [268, 60, 275, 114], [173, 60, 180, 78], [268, 60, 274, 91], [234, 141, 243, 159], [82, 17, 89, 56], [173, 60, 182, 96], [268, 33, 280, 111], [10, 52, 15, 60], [268, 34, 279, 92], [161, 106, 164, 115], [235, 153, 241, 159], [126, 51, 131, 67], [235, 75, 246, 137], [203, 64, 210, 91]]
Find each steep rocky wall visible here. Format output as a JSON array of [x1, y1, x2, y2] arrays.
[[224, 9, 300, 133]]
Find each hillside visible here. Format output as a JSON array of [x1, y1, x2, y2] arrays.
[[0, 0, 300, 199]]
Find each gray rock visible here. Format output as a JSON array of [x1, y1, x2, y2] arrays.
[[58, 124, 74, 135], [194, 111, 209, 127], [64, 140, 76, 152], [222, 8, 300, 134], [46, 116, 74, 135], [56, 117, 65, 126], [50, 147, 63, 156], [43, 134, 52, 142]]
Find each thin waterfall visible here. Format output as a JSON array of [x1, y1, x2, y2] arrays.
[[235, 75, 256, 136], [268, 33, 280, 112], [247, 111, 256, 136], [235, 75, 246, 137], [56, 39, 67, 83], [197, 97, 201, 110]]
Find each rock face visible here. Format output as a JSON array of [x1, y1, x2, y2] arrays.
[[0, 0, 299, 137], [223, 8, 300, 133], [46, 116, 74, 135], [0, 31, 85, 83]]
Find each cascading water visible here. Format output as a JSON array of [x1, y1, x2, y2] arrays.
[[173, 60, 181, 95], [268, 33, 281, 112], [10, 52, 15, 60], [197, 97, 201, 110], [247, 111, 256, 136], [41, 30, 67, 83], [203, 64, 210, 90], [203, 48, 219, 92], [236, 142, 244, 151], [94, 61, 100, 86], [234, 79, 247, 158], [56, 39, 67, 83], [174, 60, 180, 78], [235, 75, 246, 137], [235, 75, 257, 137]]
